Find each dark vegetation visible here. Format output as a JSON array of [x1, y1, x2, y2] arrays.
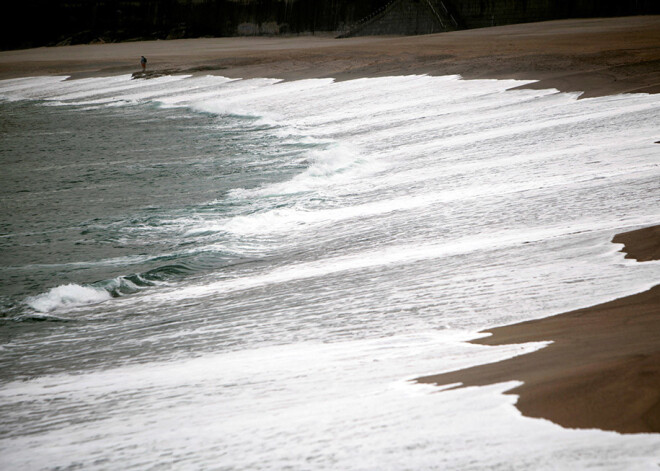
[[2, 0, 658, 50]]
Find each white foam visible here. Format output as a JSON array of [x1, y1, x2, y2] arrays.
[[25, 283, 112, 312], [2, 331, 659, 470], [2, 73, 660, 470], [142, 219, 659, 310], [0, 76, 69, 100]]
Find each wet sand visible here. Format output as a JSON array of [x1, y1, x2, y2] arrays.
[[418, 225, 660, 434], [1, 16, 659, 98]]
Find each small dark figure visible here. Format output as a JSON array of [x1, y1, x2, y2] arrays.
[[140, 56, 147, 71]]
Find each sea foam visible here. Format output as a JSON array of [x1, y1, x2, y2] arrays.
[[25, 283, 112, 313], [2, 72, 659, 470]]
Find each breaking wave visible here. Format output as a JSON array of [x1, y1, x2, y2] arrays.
[[25, 284, 112, 313], [24, 264, 191, 313]]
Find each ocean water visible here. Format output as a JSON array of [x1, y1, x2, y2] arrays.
[[0, 73, 659, 469]]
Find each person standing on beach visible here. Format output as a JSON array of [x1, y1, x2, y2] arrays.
[[140, 56, 147, 71]]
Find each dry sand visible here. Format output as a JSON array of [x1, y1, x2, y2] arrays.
[[418, 225, 660, 434], [1, 16, 659, 98]]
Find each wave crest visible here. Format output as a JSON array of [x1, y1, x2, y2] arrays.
[[25, 284, 112, 313]]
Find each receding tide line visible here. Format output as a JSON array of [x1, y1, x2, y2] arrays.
[[417, 224, 660, 434]]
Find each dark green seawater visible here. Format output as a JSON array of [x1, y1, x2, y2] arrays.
[[0, 99, 310, 315]]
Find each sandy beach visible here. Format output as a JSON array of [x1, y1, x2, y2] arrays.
[[2, 15, 659, 438], [418, 225, 660, 434], [1, 16, 659, 98]]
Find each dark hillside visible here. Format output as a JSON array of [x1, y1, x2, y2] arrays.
[[2, 0, 658, 50]]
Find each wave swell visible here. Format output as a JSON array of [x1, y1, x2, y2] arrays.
[[24, 264, 191, 313]]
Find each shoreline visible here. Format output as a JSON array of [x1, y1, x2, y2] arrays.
[[418, 225, 660, 434], [3, 14, 659, 436], [0, 16, 659, 98]]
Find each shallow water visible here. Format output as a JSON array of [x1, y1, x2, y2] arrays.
[[1, 74, 659, 469]]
